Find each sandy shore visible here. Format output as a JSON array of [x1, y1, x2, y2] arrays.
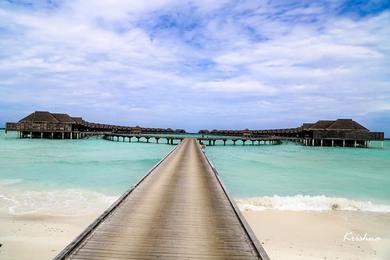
[[0, 210, 389, 259], [243, 210, 390, 260], [0, 212, 98, 260]]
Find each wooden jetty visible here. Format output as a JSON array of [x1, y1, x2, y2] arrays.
[[55, 138, 269, 260], [104, 133, 285, 146]]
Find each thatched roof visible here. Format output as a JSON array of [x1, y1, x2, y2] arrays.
[[71, 117, 84, 124], [19, 111, 58, 123], [327, 119, 368, 131], [309, 119, 368, 131], [309, 120, 335, 130], [52, 113, 76, 123], [18, 111, 84, 125], [302, 123, 314, 129]]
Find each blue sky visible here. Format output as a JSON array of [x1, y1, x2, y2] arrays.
[[0, 0, 389, 134]]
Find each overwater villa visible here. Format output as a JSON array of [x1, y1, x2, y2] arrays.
[[5, 111, 185, 139], [5, 112, 384, 148]]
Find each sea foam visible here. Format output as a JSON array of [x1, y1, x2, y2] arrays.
[[236, 195, 390, 212], [0, 178, 23, 186], [0, 188, 118, 216]]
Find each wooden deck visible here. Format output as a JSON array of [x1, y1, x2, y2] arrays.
[[55, 138, 269, 259], [104, 133, 287, 146]]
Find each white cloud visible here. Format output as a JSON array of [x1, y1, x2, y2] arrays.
[[0, 1, 389, 132], [195, 78, 277, 94]]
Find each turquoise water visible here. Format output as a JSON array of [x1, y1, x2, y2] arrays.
[[1, 130, 389, 214], [0, 131, 172, 194], [206, 141, 390, 202]]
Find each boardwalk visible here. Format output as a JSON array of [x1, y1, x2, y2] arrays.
[[55, 138, 269, 259], [104, 133, 286, 146]]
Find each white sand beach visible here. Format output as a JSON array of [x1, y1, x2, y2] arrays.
[[1, 209, 389, 259], [0, 212, 98, 260], [243, 210, 390, 260]]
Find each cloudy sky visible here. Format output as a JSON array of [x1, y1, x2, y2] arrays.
[[0, 0, 389, 133]]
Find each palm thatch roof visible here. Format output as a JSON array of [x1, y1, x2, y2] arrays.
[[309, 119, 368, 131], [52, 113, 76, 123], [309, 120, 335, 130], [71, 117, 84, 124], [19, 111, 59, 123], [327, 119, 368, 131], [302, 123, 314, 129]]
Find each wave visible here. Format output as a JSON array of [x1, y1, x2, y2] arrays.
[[235, 195, 390, 212], [0, 188, 118, 216], [0, 178, 23, 186]]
